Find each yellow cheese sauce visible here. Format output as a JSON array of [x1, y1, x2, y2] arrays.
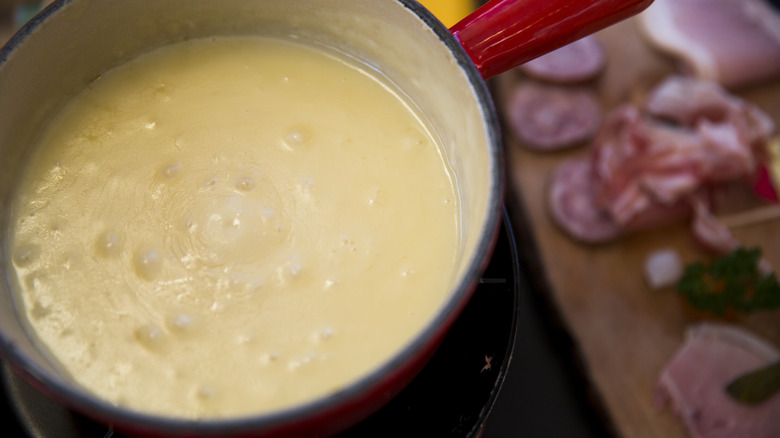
[[7, 36, 460, 418]]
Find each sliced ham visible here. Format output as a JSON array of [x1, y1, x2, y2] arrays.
[[505, 82, 602, 151], [656, 323, 780, 438], [548, 157, 621, 243], [638, 0, 780, 88], [690, 197, 741, 254], [591, 105, 705, 225], [519, 35, 606, 84], [645, 76, 776, 152], [547, 76, 775, 246], [548, 156, 690, 244]]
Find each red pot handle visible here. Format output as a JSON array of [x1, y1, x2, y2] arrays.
[[450, 0, 654, 79]]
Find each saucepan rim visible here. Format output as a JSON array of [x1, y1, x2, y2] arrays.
[[0, 0, 504, 435]]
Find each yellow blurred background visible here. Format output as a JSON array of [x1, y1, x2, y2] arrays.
[[417, 0, 477, 27], [1, 1, 478, 41]]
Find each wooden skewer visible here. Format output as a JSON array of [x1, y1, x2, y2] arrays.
[[719, 204, 780, 229]]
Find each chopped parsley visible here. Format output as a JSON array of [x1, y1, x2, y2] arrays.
[[676, 247, 780, 316]]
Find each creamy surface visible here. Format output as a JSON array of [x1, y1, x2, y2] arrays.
[[7, 36, 460, 418]]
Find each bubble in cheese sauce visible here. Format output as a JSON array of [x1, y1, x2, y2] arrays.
[[6, 36, 460, 419]]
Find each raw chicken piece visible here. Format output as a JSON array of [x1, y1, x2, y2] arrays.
[[638, 0, 780, 88], [657, 323, 780, 438]]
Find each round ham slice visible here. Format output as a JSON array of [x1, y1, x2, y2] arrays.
[[657, 323, 780, 438], [506, 82, 602, 151], [548, 156, 692, 244], [547, 157, 621, 243], [519, 35, 606, 84]]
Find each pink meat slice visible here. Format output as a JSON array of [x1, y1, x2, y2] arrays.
[[600, 77, 773, 187], [548, 156, 691, 244], [591, 105, 705, 225], [639, 0, 780, 88], [547, 157, 621, 244], [690, 197, 741, 255], [519, 35, 606, 84], [548, 76, 775, 246], [645, 76, 776, 151], [657, 323, 780, 438], [593, 77, 773, 223], [505, 82, 602, 151]]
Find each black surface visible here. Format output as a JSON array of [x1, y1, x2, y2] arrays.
[[0, 216, 520, 438], [480, 189, 616, 438], [480, 281, 614, 438], [0, 377, 27, 437]]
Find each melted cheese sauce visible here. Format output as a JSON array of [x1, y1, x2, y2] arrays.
[[7, 36, 460, 418]]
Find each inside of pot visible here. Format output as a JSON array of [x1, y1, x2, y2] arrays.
[[0, 0, 499, 422]]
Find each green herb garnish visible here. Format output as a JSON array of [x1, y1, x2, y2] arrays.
[[676, 247, 780, 317]]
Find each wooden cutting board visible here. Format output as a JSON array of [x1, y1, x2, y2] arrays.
[[494, 16, 780, 438]]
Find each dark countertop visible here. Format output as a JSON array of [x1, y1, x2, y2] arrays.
[[481, 277, 613, 438], [479, 192, 615, 438]]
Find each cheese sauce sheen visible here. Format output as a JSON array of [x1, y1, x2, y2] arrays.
[[7, 37, 460, 418]]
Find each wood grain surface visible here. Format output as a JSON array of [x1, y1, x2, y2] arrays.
[[494, 16, 780, 438]]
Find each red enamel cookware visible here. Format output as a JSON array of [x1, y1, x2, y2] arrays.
[[0, 0, 652, 436]]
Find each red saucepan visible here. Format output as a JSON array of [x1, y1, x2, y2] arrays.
[[0, 0, 652, 436]]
